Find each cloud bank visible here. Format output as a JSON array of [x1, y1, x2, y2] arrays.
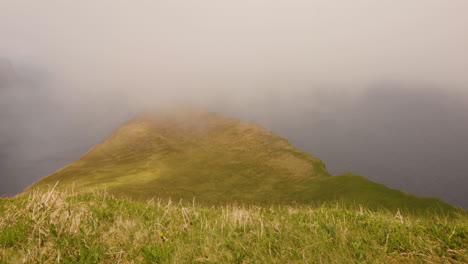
[[1, 1, 467, 206]]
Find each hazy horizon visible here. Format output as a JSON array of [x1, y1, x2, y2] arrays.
[[1, 1, 467, 207]]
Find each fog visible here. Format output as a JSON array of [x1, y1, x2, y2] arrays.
[[1, 1, 467, 207]]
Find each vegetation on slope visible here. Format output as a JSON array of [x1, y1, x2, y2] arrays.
[[1, 190, 467, 264], [26, 107, 328, 196], [24, 107, 461, 214]]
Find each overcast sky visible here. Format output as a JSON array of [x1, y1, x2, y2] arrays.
[[1, 0, 467, 207]]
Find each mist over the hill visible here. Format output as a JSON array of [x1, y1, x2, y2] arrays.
[[1, 1, 467, 207]]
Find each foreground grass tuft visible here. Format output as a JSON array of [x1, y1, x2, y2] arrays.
[[1, 189, 467, 263]]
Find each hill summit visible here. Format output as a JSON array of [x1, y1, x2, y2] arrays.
[[25, 106, 459, 213]]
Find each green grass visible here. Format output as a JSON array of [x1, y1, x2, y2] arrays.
[[1, 189, 467, 263], [25, 108, 329, 196], [22, 108, 462, 215]]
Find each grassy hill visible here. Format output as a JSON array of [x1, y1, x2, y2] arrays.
[[24, 106, 461, 214], [1, 190, 467, 263]]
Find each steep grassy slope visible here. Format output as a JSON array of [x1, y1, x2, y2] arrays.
[[25, 107, 328, 197], [1, 190, 467, 263], [24, 107, 460, 214]]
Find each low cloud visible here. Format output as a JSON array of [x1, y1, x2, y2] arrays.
[[1, 1, 467, 206]]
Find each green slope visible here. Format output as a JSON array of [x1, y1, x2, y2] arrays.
[[24, 106, 461, 214]]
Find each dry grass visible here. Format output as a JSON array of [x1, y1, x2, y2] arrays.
[[1, 187, 467, 263]]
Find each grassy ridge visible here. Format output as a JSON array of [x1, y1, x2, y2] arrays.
[[23, 108, 461, 215], [105, 172, 460, 216], [25, 108, 329, 197], [1, 190, 467, 263]]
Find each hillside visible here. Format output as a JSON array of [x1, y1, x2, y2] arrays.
[[1, 190, 467, 263], [24, 106, 460, 214]]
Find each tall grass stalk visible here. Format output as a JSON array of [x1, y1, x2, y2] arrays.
[[0, 188, 466, 263]]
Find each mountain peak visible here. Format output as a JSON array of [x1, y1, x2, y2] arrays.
[[26, 107, 329, 199], [24, 107, 460, 214], [121, 105, 275, 141]]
